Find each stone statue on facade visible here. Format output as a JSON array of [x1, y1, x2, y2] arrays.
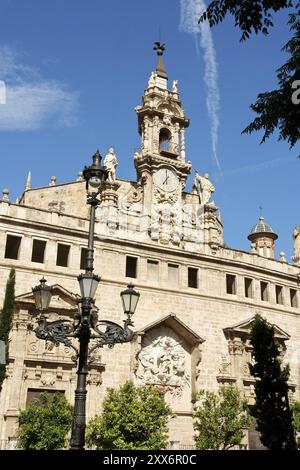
[[293, 225, 300, 262], [172, 80, 178, 93], [193, 171, 215, 205], [104, 147, 118, 183]]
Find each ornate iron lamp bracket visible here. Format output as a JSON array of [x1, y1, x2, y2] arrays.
[[88, 319, 134, 362], [35, 318, 79, 359]]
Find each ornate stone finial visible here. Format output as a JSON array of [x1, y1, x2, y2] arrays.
[[250, 243, 257, 254], [279, 251, 287, 263], [2, 188, 9, 202], [104, 147, 118, 183], [25, 171, 31, 191], [77, 171, 84, 181], [153, 42, 167, 79], [49, 176, 57, 186]]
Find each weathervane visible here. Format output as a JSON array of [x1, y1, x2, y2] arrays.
[[153, 41, 165, 56]]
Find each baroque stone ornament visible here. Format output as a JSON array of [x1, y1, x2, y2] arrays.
[[154, 187, 178, 204], [135, 336, 189, 394]]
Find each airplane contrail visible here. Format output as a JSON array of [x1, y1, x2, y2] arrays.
[[180, 0, 221, 172]]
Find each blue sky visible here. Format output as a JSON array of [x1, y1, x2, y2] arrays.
[[0, 0, 299, 260]]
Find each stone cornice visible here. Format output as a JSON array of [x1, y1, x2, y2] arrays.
[[136, 107, 189, 127], [134, 153, 192, 176]]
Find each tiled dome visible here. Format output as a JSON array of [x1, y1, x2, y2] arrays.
[[248, 216, 278, 240]]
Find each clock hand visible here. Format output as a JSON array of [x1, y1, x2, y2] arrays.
[[163, 170, 169, 186]]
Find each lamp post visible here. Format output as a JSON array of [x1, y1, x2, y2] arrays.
[[32, 150, 140, 450]]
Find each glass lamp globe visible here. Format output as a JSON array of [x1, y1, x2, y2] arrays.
[[89, 176, 102, 189]]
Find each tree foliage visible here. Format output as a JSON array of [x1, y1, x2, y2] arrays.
[[199, 1, 295, 41], [193, 386, 251, 450], [249, 314, 297, 450], [17, 392, 73, 450], [291, 401, 300, 448], [199, 1, 300, 150], [86, 381, 171, 450], [0, 269, 15, 389]]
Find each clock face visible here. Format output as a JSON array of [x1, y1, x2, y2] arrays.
[[154, 168, 178, 192]]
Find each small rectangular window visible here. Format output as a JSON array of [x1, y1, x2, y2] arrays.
[[261, 281, 269, 301], [126, 256, 137, 278], [26, 389, 64, 406], [226, 274, 236, 295], [188, 267, 198, 289], [5, 235, 21, 260], [290, 289, 298, 308], [31, 239, 46, 263], [168, 264, 179, 286], [147, 260, 159, 282], [80, 248, 89, 270], [244, 278, 253, 298], [275, 285, 284, 305], [56, 244, 70, 267]]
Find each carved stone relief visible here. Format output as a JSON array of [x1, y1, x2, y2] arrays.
[[218, 355, 232, 376], [48, 201, 65, 213], [153, 187, 178, 205], [121, 185, 143, 211], [150, 204, 182, 245], [135, 335, 189, 396]]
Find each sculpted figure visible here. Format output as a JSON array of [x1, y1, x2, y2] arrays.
[[194, 171, 215, 205], [172, 80, 178, 93], [293, 225, 300, 261], [148, 71, 157, 87], [104, 147, 118, 183]]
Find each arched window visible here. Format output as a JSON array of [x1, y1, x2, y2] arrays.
[[159, 128, 172, 153]]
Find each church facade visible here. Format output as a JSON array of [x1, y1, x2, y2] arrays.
[[0, 46, 300, 450]]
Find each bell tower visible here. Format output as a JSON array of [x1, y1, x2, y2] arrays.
[[134, 43, 192, 245], [135, 42, 190, 165]]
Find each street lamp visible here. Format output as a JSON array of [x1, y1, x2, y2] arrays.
[[32, 150, 140, 450], [32, 277, 52, 312], [120, 282, 140, 320]]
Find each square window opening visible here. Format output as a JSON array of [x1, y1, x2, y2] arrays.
[[226, 274, 236, 295], [188, 267, 198, 289], [290, 289, 298, 308], [80, 248, 89, 270], [126, 256, 137, 278], [275, 285, 284, 305], [261, 281, 269, 302], [244, 278, 253, 298], [56, 244, 70, 267], [31, 239, 46, 264], [5, 235, 21, 260]]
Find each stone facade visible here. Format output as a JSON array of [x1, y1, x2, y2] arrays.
[[0, 51, 300, 450]]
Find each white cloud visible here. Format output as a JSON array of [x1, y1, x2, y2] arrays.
[[180, 0, 221, 172], [0, 45, 78, 130]]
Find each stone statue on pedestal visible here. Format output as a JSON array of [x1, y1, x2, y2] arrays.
[[293, 225, 300, 262], [104, 147, 118, 183], [193, 171, 215, 205]]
